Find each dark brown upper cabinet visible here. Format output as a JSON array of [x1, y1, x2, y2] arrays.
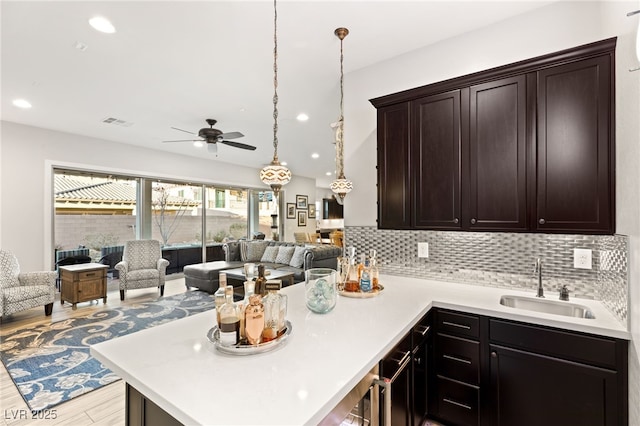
[[535, 55, 613, 233], [377, 102, 411, 228], [370, 38, 615, 234], [468, 76, 528, 231], [411, 90, 462, 229]]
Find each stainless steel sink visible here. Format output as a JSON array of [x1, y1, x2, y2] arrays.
[[499, 295, 595, 319]]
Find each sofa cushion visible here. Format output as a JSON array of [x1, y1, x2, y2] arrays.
[[261, 246, 279, 263], [289, 246, 306, 268], [275, 246, 295, 265], [242, 241, 269, 262]]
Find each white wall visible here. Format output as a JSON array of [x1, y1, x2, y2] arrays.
[[0, 121, 316, 270], [342, 1, 640, 422]]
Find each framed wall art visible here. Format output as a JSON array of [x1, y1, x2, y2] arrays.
[[296, 195, 308, 209], [286, 203, 296, 219], [297, 210, 307, 227], [308, 204, 316, 219]]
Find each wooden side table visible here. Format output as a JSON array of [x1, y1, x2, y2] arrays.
[[60, 263, 108, 310]]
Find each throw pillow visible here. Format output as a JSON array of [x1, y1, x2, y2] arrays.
[[275, 246, 295, 265], [261, 246, 279, 263], [289, 246, 306, 268], [244, 241, 269, 262]]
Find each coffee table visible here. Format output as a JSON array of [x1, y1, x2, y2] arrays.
[[223, 267, 295, 297]]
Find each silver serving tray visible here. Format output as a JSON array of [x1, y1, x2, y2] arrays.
[[339, 284, 385, 299], [207, 320, 292, 355]]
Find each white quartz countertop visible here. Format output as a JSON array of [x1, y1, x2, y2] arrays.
[[90, 275, 629, 426]]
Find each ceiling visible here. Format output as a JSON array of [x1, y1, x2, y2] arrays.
[[1, 1, 553, 187]]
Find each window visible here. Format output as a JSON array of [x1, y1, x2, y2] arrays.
[[53, 168, 273, 271]]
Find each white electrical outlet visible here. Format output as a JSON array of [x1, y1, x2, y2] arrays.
[[574, 248, 592, 269], [418, 242, 429, 258]]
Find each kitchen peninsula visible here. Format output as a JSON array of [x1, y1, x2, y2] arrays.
[[91, 276, 629, 425]]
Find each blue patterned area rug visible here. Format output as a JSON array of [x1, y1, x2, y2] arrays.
[[0, 290, 214, 411]]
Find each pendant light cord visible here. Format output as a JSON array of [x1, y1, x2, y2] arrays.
[[272, 0, 280, 162], [335, 31, 346, 179]]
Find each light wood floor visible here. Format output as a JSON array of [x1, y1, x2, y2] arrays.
[[0, 276, 190, 426]]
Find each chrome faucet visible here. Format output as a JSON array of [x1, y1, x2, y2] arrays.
[[533, 258, 544, 298]]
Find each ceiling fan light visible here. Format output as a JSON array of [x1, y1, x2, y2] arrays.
[[260, 161, 292, 194]]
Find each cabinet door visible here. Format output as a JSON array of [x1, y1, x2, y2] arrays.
[[411, 90, 462, 229], [536, 55, 613, 233], [377, 103, 411, 229], [468, 76, 528, 230], [490, 344, 619, 426]]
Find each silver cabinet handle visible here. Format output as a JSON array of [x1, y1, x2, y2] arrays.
[[442, 321, 471, 330], [454, 218, 459, 224], [443, 354, 472, 365], [415, 325, 430, 336], [470, 218, 477, 224], [539, 218, 546, 224], [443, 398, 472, 410], [390, 350, 411, 367]]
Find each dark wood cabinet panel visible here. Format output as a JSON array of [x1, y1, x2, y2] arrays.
[[468, 76, 528, 230], [427, 308, 628, 426], [536, 55, 614, 233], [490, 344, 619, 426], [411, 90, 462, 229], [377, 102, 411, 228], [371, 38, 615, 234], [322, 198, 343, 219]]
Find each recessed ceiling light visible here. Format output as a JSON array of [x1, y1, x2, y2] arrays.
[[311, 153, 319, 159], [89, 16, 116, 34], [296, 113, 309, 122], [281, 161, 288, 166], [194, 141, 204, 148], [12, 99, 32, 109], [326, 172, 332, 176]]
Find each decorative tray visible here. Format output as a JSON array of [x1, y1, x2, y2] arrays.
[[339, 284, 385, 299], [206, 320, 292, 355]]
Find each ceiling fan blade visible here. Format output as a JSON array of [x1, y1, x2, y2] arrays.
[[219, 131, 244, 140], [220, 140, 257, 150], [207, 143, 218, 154], [162, 139, 201, 143], [171, 127, 197, 135]]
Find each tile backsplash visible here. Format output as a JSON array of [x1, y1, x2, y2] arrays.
[[344, 227, 628, 326]]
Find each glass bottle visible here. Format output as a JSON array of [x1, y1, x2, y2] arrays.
[[359, 259, 372, 292], [344, 247, 359, 292], [370, 257, 380, 291], [369, 249, 380, 291], [214, 272, 228, 327], [218, 285, 240, 346], [357, 253, 366, 282], [254, 264, 267, 296], [244, 294, 264, 345], [238, 280, 256, 341], [262, 281, 288, 342]]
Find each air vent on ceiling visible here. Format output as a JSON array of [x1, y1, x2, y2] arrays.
[[102, 117, 134, 127]]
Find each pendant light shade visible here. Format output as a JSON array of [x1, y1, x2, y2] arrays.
[[330, 27, 353, 201], [260, 0, 291, 194]]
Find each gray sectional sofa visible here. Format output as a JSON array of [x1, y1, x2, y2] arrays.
[[183, 240, 342, 293]]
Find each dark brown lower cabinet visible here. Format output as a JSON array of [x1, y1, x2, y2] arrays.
[[426, 309, 628, 426], [489, 345, 619, 426], [127, 384, 182, 426]]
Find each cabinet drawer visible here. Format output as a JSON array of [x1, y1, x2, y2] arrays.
[[435, 377, 479, 426], [78, 269, 105, 281], [413, 312, 431, 345], [436, 334, 480, 385], [489, 318, 619, 369], [436, 310, 480, 339]]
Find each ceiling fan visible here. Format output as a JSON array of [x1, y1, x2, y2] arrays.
[[162, 119, 256, 154]]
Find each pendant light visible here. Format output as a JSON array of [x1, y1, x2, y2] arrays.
[[260, 0, 292, 195], [330, 27, 353, 201]]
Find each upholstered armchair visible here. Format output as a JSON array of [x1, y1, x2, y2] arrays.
[[0, 249, 56, 317], [115, 240, 170, 300]]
